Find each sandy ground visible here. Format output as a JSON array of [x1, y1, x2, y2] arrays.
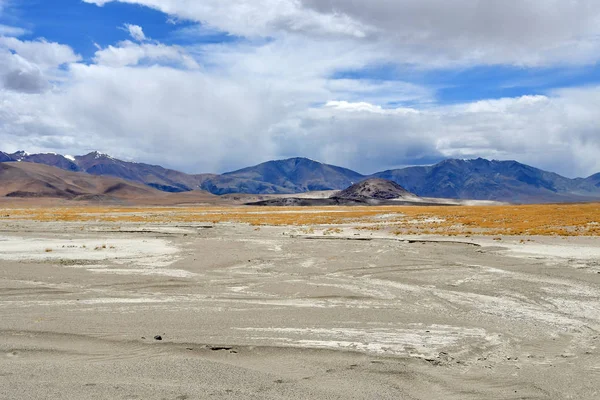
[[0, 218, 599, 399]]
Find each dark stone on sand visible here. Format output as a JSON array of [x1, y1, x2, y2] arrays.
[[154, 335, 162, 341]]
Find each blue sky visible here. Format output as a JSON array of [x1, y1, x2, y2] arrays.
[[1, 0, 600, 177], [4, 0, 204, 58]]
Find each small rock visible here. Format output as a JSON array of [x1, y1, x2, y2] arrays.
[[211, 346, 233, 351], [154, 335, 162, 341]]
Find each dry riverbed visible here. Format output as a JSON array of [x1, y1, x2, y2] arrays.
[[0, 214, 599, 399]]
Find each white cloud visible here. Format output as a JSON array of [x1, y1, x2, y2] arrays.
[[0, 50, 49, 93], [0, 58, 284, 171], [0, 37, 80, 93], [302, 0, 600, 67], [94, 40, 199, 69], [123, 23, 147, 41], [0, 24, 28, 37], [0, 36, 81, 68], [324, 80, 434, 106], [324, 101, 418, 115], [83, 0, 600, 67], [84, 0, 371, 39]]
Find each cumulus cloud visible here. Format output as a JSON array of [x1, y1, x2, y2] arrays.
[[94, 40, 199, 69], [0, 62, 281, 172], [83, 0, 600, 67], [302, 0, 600, 66], [0, 51, 49, 93], [0, 37, 80, 93], [84, 0, 371, 39], [123, 23, 147, 41], [0, 36, 81, 68]]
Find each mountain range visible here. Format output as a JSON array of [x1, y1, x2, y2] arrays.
[[0, 161, 218, 205], [2, 150, 600, 203]]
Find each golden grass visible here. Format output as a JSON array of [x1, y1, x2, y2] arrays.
[[1, 203, 599, 236]]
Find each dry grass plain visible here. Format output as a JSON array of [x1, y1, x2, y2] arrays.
[[2, 202, 600, 236]]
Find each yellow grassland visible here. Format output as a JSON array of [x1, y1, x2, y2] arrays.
[[1, 203, 599, 236]]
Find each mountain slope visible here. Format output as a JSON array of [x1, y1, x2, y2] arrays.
[[201, 157, 365, 195], [0, 152, 13, 162], [0, 162, 221, 206], [74, 152, 202, 192], [3, 151, 203, 193], [0, 162, 160, 200], [372, 158, 600, 203], [585, 173, 600, 188], [11, 151, 80, 172]]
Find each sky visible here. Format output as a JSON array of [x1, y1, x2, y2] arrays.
[[1, 1, 600, 177]]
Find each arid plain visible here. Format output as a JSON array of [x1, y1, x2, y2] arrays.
[[1, 204, 599, 399]]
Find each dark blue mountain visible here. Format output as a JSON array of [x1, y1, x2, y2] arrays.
[[372, 158, 600, 203], [0, 151, 13, 162], [201, 157, 365, 195], [585, 172, 600, 188]]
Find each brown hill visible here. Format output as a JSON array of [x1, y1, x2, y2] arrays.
[[247, 179, 431, 206], [0, 162, 218, 205], [332, 178, 417, 201]]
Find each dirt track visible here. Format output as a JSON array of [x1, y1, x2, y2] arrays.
[[1, 218, 599, 399]]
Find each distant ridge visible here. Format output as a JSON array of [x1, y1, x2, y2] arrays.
[[1, 150, 208, 193], [0, 162, 159, 201], [0, 162, 218, 205], [205, 157, 365, 195], [372, 158, 600, 203], [2, 150, 600, 203]]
